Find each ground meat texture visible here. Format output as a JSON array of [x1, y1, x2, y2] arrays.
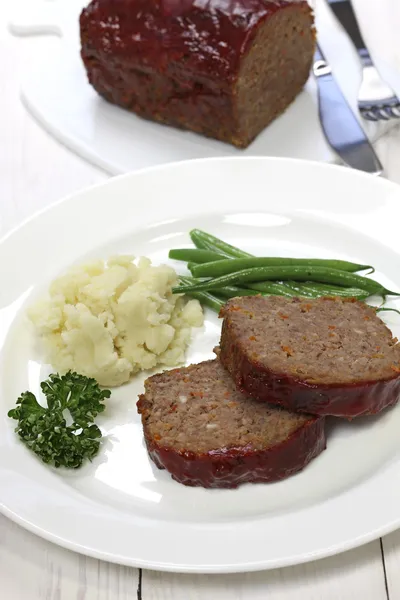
[[137, 359, 325, 488], [80, 0, 315, 148], [219, 296, 400, 418]]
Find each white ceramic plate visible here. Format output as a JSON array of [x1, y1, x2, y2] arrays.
[[2, 157, 400, 573]]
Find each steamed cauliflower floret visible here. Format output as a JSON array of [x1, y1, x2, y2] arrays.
[[28, 256, 204, 387], [181, 299, 205, 327]]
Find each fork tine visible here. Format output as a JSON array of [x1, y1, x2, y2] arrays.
[[389, 105, 400, 118], [377, 108, 392, 121], [361, 108, 379, 122]]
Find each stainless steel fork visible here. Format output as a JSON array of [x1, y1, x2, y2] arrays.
[[326, 0, 400, 121]]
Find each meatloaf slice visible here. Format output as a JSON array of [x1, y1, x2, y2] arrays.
[[137, 359, 325, 488], [219, 296, 400, 418], [80, 0, 315, 148]]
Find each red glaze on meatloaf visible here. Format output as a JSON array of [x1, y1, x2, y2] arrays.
[[219, 296, 400, 418], [137, 360, 325, 488], [80, 0, 315, 148]]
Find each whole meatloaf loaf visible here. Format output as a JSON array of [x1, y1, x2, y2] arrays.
[[80, 0, 315, 148], [219, 296, 400, 418], [137, 359, 325, 488]]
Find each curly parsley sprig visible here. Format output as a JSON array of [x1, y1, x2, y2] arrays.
[[8, 372, 111, 468]]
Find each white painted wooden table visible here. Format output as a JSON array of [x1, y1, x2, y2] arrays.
[[2, 2, 400, 598]]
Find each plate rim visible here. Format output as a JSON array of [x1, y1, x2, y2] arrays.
[[0, 155, 392, 249]]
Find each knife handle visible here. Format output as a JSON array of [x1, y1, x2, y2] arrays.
[[326, 0, 372, 66]]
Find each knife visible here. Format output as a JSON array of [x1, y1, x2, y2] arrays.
[[313, 44, 383, 175]]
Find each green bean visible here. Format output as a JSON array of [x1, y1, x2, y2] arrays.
[[214, 286, 261, 298], [246, 282, 300, 297], [180, 276, 261, 299], [179, 275, 202, 285], [279, 281, 319, 298], [169, 249, 226, 264], [189, 233, 233, 258], [180, 274, 301, 299], [249, 281, 369, 300], [172, 266, 398, 296], [375, 307, 400, 315], [264, 280, 367, 300], [191, 257, 374, 278], [190, 229, 252, 258], [187, 262, 199, 274], [293, 282, 370, 300], [299, 282, 362, 293], [178, 276, 224, 313]]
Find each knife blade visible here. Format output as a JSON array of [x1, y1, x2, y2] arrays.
[[324, 0, 371, 65], [313, 44, 383, 175]]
